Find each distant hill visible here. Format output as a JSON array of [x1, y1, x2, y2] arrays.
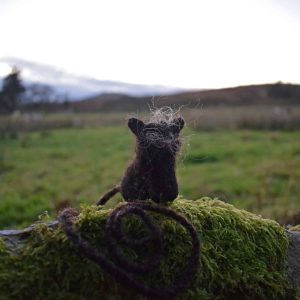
[[71, 93, 152, 112], [1, 58, 299, 112], [153, 83, 300, 107], [0, 57, 185, 100], [72, 83, 300, 112]]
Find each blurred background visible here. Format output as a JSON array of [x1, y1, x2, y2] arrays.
[[0, 0, 299, 229]]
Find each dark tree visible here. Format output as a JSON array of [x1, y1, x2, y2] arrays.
[[0, 67, 25, 113]]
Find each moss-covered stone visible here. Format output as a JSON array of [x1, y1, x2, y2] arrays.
[[0, 198, 295, 299], [290, 225, 300, 232]]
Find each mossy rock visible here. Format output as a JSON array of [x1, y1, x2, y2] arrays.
[[0, 198, 297, 299], [290, 225, 300, 232]]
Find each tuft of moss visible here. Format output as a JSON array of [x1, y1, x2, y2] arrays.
[[0, 198, 295, 299], [289, 225, 300, 231]]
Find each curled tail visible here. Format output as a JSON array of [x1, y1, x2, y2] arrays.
[[97, 185, 121, 206]]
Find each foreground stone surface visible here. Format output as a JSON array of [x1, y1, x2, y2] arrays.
[[287, 231, 300, 289]]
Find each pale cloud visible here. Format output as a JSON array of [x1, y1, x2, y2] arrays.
[[0, 0, 299, 88], [0, 63, 12, 77]]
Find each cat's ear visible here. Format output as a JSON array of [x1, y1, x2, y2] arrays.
[[128, 118, 145, 136], [173, 117, 185, 133]]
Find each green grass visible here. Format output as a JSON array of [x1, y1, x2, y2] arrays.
[[0, 127, 300, 228]]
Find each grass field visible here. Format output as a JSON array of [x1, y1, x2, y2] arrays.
[[1, 125, 300, 229]]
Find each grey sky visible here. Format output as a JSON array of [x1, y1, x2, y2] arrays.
[[0, 0, 299, 88]]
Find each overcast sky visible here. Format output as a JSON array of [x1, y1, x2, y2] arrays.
[[0, 0, 299, 89]]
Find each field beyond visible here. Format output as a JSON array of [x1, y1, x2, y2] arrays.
[[1, 123, 300, 229]]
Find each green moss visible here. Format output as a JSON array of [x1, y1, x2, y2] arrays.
[[289, 224, 300, 231], [0, 198, 294, 299]]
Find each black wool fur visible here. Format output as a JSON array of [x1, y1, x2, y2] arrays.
[[97, 116, 184, 205]]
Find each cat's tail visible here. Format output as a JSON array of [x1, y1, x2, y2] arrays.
[[96, 185, 121, 206]]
